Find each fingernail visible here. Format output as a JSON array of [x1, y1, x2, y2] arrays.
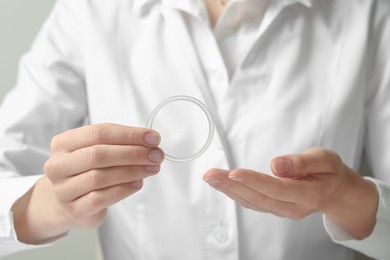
[[130, 180, 143, 189], [144, 165, 160, 172], [144, 132, 160, 146], [229, 175, 244, 183], [148, 149, 164, 163], [274, 158, 290, 174], [204, 178, 222, 186]]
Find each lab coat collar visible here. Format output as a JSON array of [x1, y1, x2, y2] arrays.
[[132, 0, 313, 15]]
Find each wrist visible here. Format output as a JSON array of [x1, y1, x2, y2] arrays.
[[11, 176, 72, 244], [323, 166, 379, 240]]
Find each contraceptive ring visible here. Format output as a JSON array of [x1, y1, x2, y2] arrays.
[[146, 95, 215, 162]]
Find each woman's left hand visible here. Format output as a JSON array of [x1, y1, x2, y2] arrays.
[[203, 147, 379, 240]]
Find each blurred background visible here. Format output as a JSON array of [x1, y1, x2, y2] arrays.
[[0, 0, 103, 259], [0, 0, 375, 260]]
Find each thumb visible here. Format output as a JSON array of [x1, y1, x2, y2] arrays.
[[270, 147, 343, 178]]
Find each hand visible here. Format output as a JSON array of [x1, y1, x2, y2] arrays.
[[12, 123, 164, 243], [203, 147, 378, 239]]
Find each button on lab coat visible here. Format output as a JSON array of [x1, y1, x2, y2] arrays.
[[1, 0, 390, 259]]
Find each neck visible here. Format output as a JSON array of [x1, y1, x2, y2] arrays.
[[204, 0, 229, 27]]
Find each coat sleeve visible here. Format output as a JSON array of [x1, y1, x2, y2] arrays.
[[323, 1, 390, 259], [0, 0, 87, 256]]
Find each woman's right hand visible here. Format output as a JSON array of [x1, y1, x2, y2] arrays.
[[12, 123, 164, 244]]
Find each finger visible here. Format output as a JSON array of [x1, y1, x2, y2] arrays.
[[227, 169, 302, 202], [68, 181, 143, 220], [215, 184, 299, 218], [55, 165, 160, 202], [270, 147, 343, 178], [51, 123, 161, 153], [45, 145, 164, 180], [204, 169, 267, 212], [204, 169, 300, 217], [213, 185, 269, 213], [227, 169, 326, 211]]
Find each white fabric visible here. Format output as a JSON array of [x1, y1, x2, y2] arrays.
[[0, 0, 390, 259], [0, 176, 47, 256], [324, 178, 390, 260]]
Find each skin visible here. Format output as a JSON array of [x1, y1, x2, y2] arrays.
[[203, 0, 229, 27], [11, 2, 378, 245], [11, 0, 230, 245], [12, 124, 164, 244], [11, 128, 379, 244], [202, 0, 378, 240], [203, 147, 379, 240]]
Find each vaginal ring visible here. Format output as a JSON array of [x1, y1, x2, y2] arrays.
[[146, 95, 215, 162]]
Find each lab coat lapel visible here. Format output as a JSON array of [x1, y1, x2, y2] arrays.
[[231, 0, 313, 85], [160, 6, 237, 169], [258, 0, 312, 37], [161, 7, 208, 98]]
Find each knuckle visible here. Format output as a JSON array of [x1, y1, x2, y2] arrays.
[[90, 124, 109, 143], [50, 131, 71, 153], [308, 146, 323, 153], [88, 191, 104, 210], [317, 147, 337, 159], [124, 127, 137, 142], [44, 158, 60, 179], [319, 148, 333, 161], [317, 148, 343, 172], [127, 148, 142, 162], [294, 156, 308, 172], [85, 146, 105, 164], [89, 170, 107, 188], [50, 135, 61, 152], [43, 160, 53, 175]]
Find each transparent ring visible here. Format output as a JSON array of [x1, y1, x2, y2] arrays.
[[146, 95, 215, 162]]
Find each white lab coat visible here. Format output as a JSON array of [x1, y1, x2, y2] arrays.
[[0, 0, 390, 259]]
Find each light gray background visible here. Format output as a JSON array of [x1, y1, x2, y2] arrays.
[[0, 0, 103, 259], [0, 0, 375, 259]]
